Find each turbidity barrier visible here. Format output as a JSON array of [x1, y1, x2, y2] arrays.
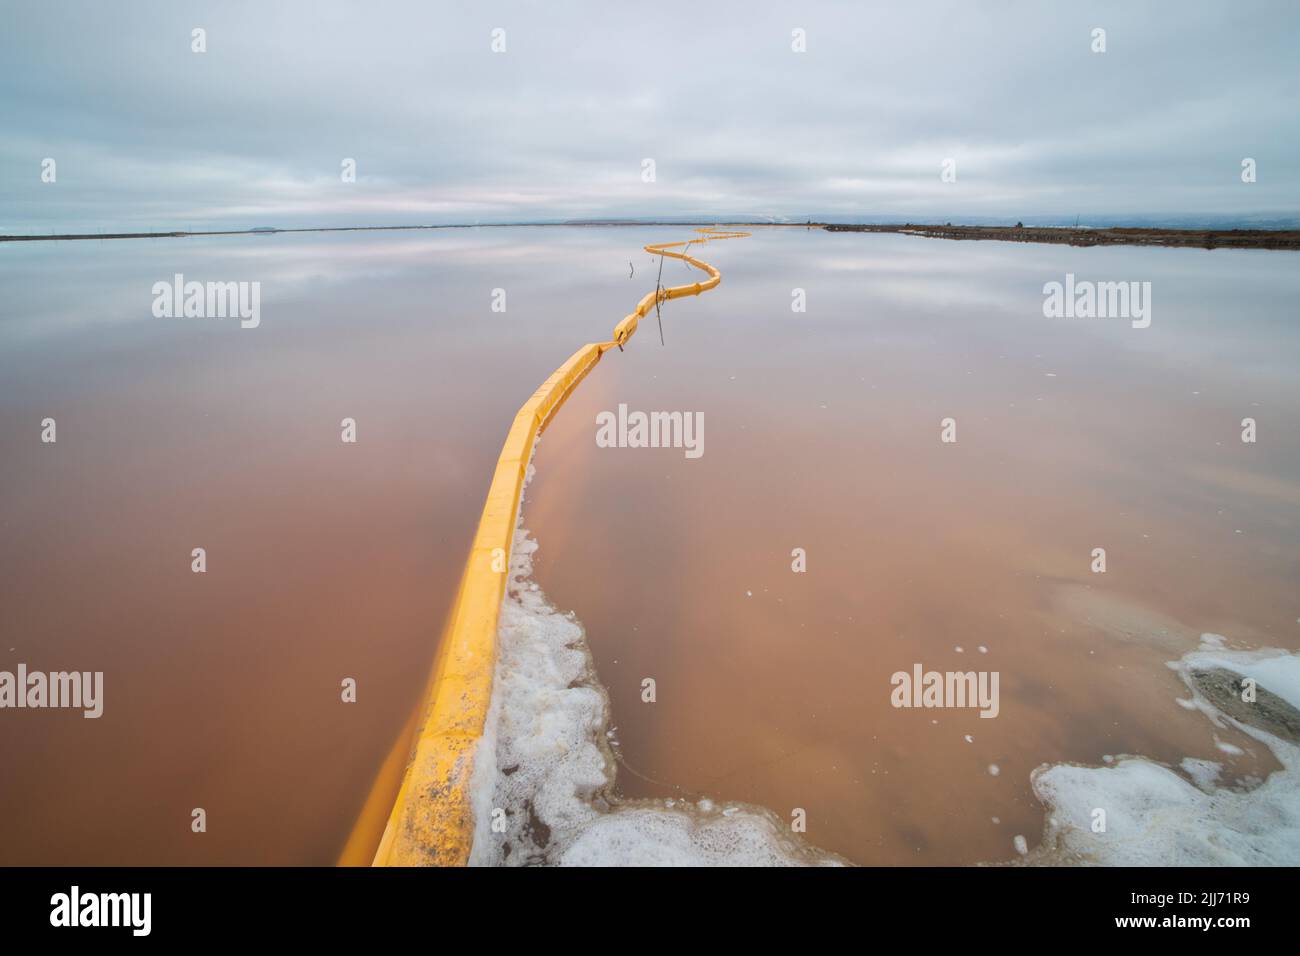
[[339, 227, 750, 866]]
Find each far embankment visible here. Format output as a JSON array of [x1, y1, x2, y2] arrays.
[[824, 222, 1300, 250], [6, 220, 1299, 250]]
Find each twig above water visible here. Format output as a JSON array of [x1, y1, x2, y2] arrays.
[[654, 253, 666, 346]]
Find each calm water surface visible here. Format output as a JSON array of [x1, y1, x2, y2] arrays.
[[2, 226, 1297, 863]]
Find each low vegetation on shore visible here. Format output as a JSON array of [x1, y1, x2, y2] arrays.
[[824, 222, 1300, 250]]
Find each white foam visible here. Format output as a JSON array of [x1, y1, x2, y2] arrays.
[[1019, 645, 1300, 866], [558, 802, 836, 867], [1179, 757, 1222, 791], [1183, 642, 1300, 713], [469, 465, 842, 866]]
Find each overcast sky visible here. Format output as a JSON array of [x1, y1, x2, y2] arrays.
[[3, 0, 1297, 232]]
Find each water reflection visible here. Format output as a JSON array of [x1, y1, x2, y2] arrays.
[[1, 227, 1296, 864]]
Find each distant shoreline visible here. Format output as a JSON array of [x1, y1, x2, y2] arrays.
[[4, 220, 1299, 250], [0, 224, 480, 243], [824, 223, 1300, 250]]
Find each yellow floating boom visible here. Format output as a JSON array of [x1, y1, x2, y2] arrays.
[[339, 227, 749, 866]]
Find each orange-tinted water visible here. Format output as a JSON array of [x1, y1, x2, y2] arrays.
[[2, 227, 1297, 863]]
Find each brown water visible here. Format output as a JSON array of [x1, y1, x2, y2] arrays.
[[2, 226, 1298, 864]]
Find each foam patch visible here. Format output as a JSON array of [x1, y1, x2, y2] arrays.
[[468, 466, 842, 866], [1018, 638, 1300, 866]]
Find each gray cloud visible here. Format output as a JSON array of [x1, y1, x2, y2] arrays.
[[3, 0, 1297, 231]]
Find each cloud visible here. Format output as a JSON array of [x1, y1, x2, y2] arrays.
[[2, 0, 1297, 231]]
